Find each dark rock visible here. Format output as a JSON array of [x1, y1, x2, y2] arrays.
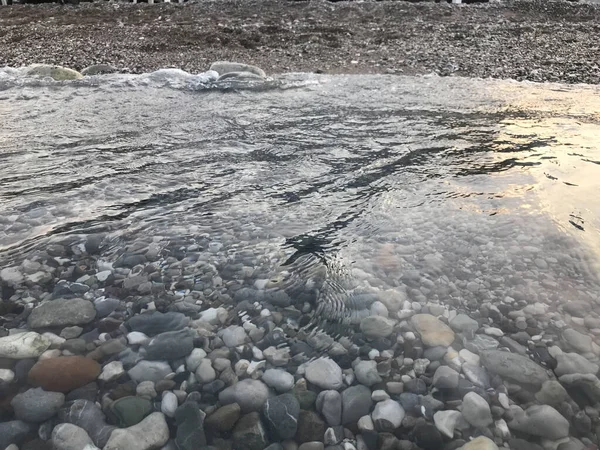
[[232, 412, 269, 450], [205, 403, 241, 434], [413, 423, 442, 450], [404, 378, 427, 395], [296, 410, 326, 443], [114, 254, 147, 268], [175, 401, 207, 450], [142, 329, 194, 360], [0, 420, 33, 450], [341, 385, 373, 425], [126, 311, 189, 337], [263, 394, 300, 440], [66, 382, 98, 402], [58, 399, 116, 448], [108, 396, 153, 427], [11, 387, 65, 422]]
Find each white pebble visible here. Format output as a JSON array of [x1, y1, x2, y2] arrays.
[[161, 391, 178, 418], [368, 349, 380, 360], [0, 369, 15, 383], [127, 331, 150, 346]]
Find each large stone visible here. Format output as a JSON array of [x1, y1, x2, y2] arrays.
[[142, 329, 194, 361], [219, 379, 269, 413], [126, 312, 189, 337], [480, 350, 550, 387], [508, 404, 570, 440], [0, 332, 51, 359], [28, 356, 101, 392], [232, 412, 269, 450], [263, 394, 300, 440], [434, 410, 462, 438], [210, 61, 266, 78], [305, 358, 343, 390], [58, 400, 116, 448], [462, 363, 490, 388], [26, 64, 83, 81], [262, 368, 294, 393], [11, 387, 65, 422], [175, 401, 207, 450], [411, 314, 455, 347], [555, 352, 599, 376], [0, 421, 33, 450], [342, 385, 373, 425], [316, 390, 342, 426], [360, 316, 395, 338], [461, 392, 493, 428], [128, 360, 172, 384], [433, 365, 459, 389], [459, 436, 499, 450], [205, 403, 241, 433], [28, 298, 96, 328], [104, 412, 169, 450], [559, 373, 600, 403], [51, 423, 95, 450], [372, 399, 405, 431]]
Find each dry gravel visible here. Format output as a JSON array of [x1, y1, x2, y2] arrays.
[[1, 0, 600, 83]]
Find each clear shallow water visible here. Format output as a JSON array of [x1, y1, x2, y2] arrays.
[[1, 72, 599, 291], [2, 70, 600, 448]]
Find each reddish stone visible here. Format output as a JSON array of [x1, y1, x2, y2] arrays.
[[27, 356, 101, 393]]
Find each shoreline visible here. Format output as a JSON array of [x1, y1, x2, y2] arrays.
[[1, 0, 600, 84]]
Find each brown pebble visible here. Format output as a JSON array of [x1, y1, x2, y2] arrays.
[[28, 356, 100, 393]]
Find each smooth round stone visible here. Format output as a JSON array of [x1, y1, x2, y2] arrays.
[[316, 390, 342, 427], [161, 391, 178, 418], [0, 332, 51, 359], [411, 314, 455, 347], [354, 360, 382, 387], [195, 359, 216, 384], [11, 387, 65, 422], [370, 301, 389, 318], [221, 326, 247, 347], [305, 358, 343, 390], [185, 348, 208, 372], [60, 326, 83, 340], [386, 382, 404, 394], [103, 412, 169, 450], [28, 356, 101, 393], [128, 360, 172, 384], [57, 399, 116, 448], [462, 392, 493, 428], [262, 368, 294, 393], [51, 423, 95, 450], [219, 379, 269, 413], [372, 399, 405, 431], [342, 385, 373, 425], [449, 314, 479, 335], [205, 403, 241, 433], [109, 396, 153, 427], [372, 390, 390, 402], [433, 365, 459, 389], [142, 329, 194, 361], [555, 352, 599, 376], [127, 332, 150, 346], [263, 394, 300, 440], [360, 316, 395, 338]]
